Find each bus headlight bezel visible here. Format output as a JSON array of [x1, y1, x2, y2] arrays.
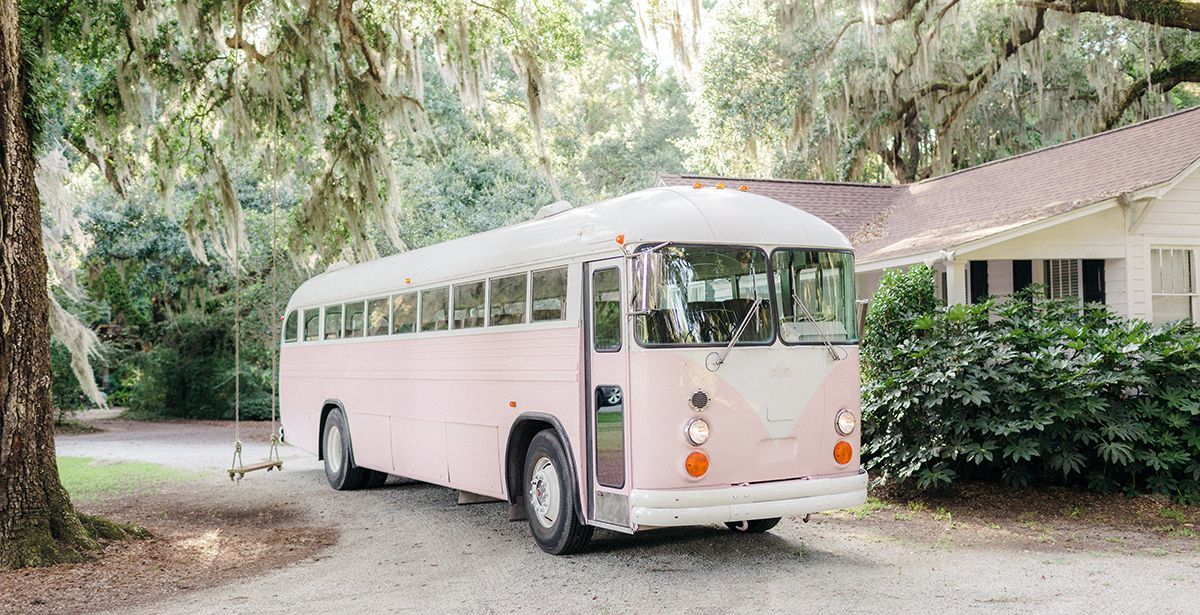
[[835, 409, 857, 436], [685, 418, 710, 446]]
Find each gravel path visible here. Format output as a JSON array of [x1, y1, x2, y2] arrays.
[[56, 415, 1200, 614]]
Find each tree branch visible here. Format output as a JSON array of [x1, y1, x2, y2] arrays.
[[1105, 57, 1200, 128], [1017, 0, 1200, 32], [816, 0, 925, 62]]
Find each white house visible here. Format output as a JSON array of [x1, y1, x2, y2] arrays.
[[660, 106, 1200, 325]]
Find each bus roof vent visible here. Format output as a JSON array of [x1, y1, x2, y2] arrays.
[[534, 200, 573, 220]]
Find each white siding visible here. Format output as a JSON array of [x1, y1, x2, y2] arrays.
[[1129, 164, 1200, 321], [1105, 257, 1128, 315], [966, 206, 1127, 261]]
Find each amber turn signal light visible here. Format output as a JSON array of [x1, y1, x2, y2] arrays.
[[685, 451, 709, 477], [833, 441, 853, 465]]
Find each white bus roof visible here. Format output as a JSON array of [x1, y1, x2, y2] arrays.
[[287, 186, 853, 309]]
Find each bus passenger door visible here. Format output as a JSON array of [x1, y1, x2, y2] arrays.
[[585, 258, 632, 530]]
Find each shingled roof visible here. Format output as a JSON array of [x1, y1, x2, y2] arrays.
[[659, 105, 1200, 264]]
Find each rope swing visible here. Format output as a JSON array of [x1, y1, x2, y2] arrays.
[[227, 104, 284, 481]]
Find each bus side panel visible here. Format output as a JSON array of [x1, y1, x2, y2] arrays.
[[445, 422, 502, 495], [281, 325, 584, 499], [348, 411, 393, 472], [392, 417, 448, 483], [279, 345, 318, 456]]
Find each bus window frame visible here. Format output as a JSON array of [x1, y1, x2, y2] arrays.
[[591, 266, 623, 353], [531, 265, 569, 322], [769, 247, 860, 347], [487, 271, 530, 327], [629, 243, 779, 350]]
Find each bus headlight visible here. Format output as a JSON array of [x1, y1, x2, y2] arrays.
[[835, 410, 857, 436], [685, 418, 710, 445]]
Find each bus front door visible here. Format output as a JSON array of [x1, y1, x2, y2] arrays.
[[585, 258, 632, 530]]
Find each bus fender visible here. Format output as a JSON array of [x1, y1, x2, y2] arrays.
[[505, 413, 586, 525]]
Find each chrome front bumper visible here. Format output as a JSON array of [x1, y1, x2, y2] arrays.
[[629, 471, 868, 528]]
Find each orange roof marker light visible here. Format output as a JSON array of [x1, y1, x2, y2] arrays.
[[508, 401, 518, 408], [738, 185, 749, 191], [692, 181, 703, 189], [715, 182, 726, 189], [615, 234, 626, 246]]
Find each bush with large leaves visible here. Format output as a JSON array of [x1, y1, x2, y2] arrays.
[[862, 269, 1200, 503]]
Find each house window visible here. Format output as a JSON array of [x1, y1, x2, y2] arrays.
[[1044, 259, 1081, 301], [1012, 260, 1033, 293], [1151, 248, 1196, 324], [968, 261, 989, 304]]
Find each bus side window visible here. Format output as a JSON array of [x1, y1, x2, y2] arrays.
[[532, 266, 568, 322], [592, 268, 621, 351], [344, 301, 366, 338], [284, 310, 298, 343], [453, 281, 485, 329], [367, 298, 389, 336], [303, 308, 320, 342], [489, 273, 528, 326], [324, 304, 342, 340], [420, 287, 449, 331], [392, 292, 417, 334]]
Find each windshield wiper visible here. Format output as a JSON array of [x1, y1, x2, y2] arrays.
[[792, 293, 846, 361], [706, 263, 762, 371]]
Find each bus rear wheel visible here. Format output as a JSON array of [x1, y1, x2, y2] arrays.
[[322, 407, 386, 490], [725, 518, 782, 533], [523, 430, 593, 555]]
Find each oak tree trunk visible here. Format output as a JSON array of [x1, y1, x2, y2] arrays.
[[0, 0, 98, 568]]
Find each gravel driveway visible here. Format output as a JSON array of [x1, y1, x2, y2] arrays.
[[55, 416, 1200, 614]]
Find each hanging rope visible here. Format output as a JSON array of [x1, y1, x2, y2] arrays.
[[228, 98, 284, 481]]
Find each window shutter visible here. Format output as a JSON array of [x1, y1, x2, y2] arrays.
[[1045, 259, 1081, 301]]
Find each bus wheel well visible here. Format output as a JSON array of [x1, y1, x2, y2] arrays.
[[504, 415, 585, 523], [317, 401, 343, 461]]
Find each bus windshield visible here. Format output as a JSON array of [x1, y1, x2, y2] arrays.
[[636, 245, 773, 346], [772, 249, 858, 344]]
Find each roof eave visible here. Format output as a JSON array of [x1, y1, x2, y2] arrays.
[[856, 195, 1129, 270]]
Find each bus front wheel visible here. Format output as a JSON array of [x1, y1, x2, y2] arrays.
[[523, 430, 593, 555], [725, 518, 782, 533], [322, 406, 386, 490]]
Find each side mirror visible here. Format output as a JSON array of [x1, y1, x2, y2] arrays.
[[628, 251, 664, 315]]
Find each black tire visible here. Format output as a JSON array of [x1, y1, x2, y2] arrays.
[[725, 518, 782, 534], [523, 430, 593, 555], [322, 407, 373, 490]]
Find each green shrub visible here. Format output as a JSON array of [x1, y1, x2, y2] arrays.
[[862, 264, 939, 379], [125, 312, 274, 420], [863, 282, 1200, 503]]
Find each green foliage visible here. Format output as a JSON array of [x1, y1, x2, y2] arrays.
[[862, 265, 939, 378], [50, 341, 90, 416], [863, 284, 1200, 503], [124, 312, 273, 421]]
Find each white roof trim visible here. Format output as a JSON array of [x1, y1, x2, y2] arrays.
[[1132, 154, 1200, 201], [857, 197, 1122, 270]]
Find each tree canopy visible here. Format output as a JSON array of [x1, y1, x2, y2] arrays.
[[16, 0, 1200, 404]]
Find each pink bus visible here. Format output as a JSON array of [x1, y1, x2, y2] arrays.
[[279, 185, 867, 554]]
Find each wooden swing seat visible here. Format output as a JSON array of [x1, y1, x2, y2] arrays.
[[227, 459, 283, 480]]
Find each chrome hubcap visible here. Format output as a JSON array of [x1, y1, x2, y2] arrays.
[[529, 456, 560, 529], [326, 424, 343, 474]]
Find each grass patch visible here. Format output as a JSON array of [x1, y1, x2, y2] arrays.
[[847, 497, 892, 519], [57, 456, 199, 503]]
